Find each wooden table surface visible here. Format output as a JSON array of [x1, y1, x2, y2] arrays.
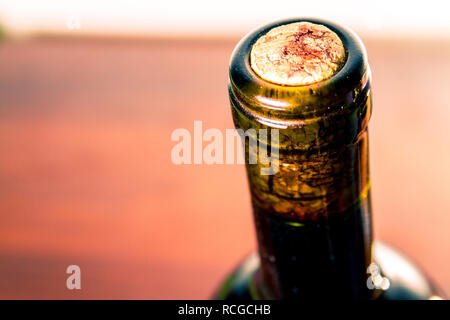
[[0, 36, 449, 299]]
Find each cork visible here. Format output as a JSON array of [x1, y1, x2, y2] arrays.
[[250, 22, 346, 86]]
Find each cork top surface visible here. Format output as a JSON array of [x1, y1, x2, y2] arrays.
[[250, 22, 346, 86]]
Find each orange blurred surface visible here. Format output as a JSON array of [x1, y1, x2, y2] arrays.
[[0, 37, 449, 299]]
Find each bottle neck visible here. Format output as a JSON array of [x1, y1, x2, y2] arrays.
[[251, 129, 373, 299], [230, 80, 374, 299]]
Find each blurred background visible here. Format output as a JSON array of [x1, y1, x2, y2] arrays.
[[0, 0, 449, 299]]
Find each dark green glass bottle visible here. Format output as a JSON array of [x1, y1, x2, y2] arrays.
[[214, 18, 444, 300]]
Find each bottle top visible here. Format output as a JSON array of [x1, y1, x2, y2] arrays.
[[229, 18, 369, 124]]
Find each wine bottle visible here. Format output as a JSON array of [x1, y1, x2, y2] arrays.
[[215, 18, 445, 300]]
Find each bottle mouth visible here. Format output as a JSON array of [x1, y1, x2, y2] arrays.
[[229, 18, 370, 124]]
